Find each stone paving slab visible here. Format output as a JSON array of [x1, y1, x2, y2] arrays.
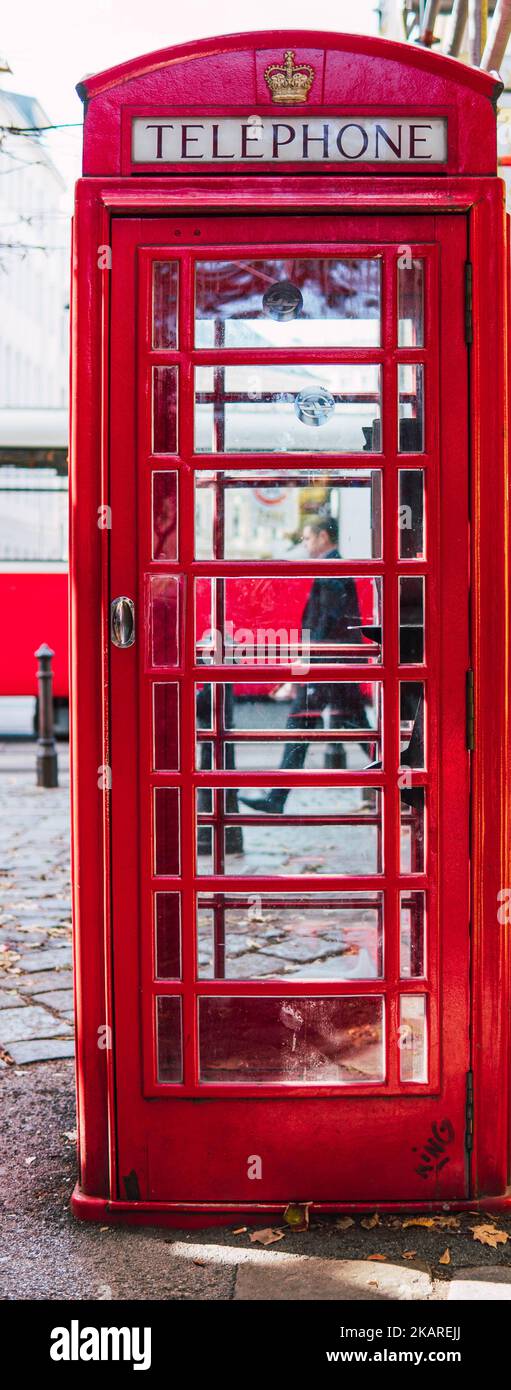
[[6, 1038, 75, 1065], [34, 989, 74, 1011], [0, 1004, 73, 1044], [232, 1252, 435, 1300], [14, 969, 73, 994], [0, 990, 25, 1008], [444, 1268, 511, 1299], [14, 947, 72, 974]]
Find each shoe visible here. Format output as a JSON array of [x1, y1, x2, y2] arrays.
[[238, 794, 284, 814]]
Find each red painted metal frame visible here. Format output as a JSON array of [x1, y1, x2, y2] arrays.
[[70, 33, 511, 1224]]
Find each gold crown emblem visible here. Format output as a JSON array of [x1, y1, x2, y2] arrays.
[[264, 50, 315, 105]]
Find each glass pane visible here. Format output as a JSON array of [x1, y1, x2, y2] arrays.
[[400, 682, 424, 769], [195, 258, 381, 348], [152, 472, 178, 560], [195, 469, 382, 561], [197, 891, 384, 980], [152, 261, 178, 349], [194, 365, 381, 454], [399, 995, 427, 1082], [195, 575, 382, 667], [153, 366, 178, 453], [400, 788, 425, 873], [199, 995, 385, 1084], [0, 464, 67, 562], [154, 788, 180, 875], [399, 576, 424, 664], [196, 786, 383, 877], [400, 890, 426, 978], [398, 364, 424, 452], [153, 683, 179, 770], [146, 575, 180, 667], [196, 682, 381, 772], [398, 470, 424, 559], [155, 893, 181, 978], [398, 258, 424, 347], [156, 996, 183, 1082]]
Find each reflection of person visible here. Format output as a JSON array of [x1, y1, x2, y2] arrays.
[[239, 515, 373, 814]]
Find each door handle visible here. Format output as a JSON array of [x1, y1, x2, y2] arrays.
[[111, 596, 135, 648]]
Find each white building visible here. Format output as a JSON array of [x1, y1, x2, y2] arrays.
[[0, 86, 69, 407]]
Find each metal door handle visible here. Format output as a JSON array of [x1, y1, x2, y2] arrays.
[[111, 596, 135, 647]]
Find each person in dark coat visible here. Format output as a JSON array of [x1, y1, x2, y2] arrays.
[[239, 515, 373, 813]]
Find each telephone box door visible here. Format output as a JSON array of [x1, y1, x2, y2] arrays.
[[109, 212, 470, 1205]]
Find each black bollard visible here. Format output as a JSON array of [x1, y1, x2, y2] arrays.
[[34, 643, 59, 788]]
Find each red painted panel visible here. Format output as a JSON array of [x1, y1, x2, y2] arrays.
[[0, 573, 68, 696]]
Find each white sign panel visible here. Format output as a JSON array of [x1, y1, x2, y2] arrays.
[[132, 115, 448, 165]]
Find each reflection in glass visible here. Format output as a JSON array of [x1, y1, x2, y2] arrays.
[[152, 472, 178, 560], [155, 893, 181, 978], [195, 682, 381, 772], [197, 891, 384, 980], [194, 365, 381, 454], [399, 576, 424, 664], [152, 261, 178, 349], [195, 575, 382, 667], [400, 788, 425, 873], [196, 786, 383, 877], [156, 996, 183, 1082], [398, 364, 424, 452], [147, 575, 180, 667], [153, 683, 179, 770], [400, 890, 426, 978], [400, 682, 424, 769], [399, 995, 427, 1082], [153, 366, 178, 453], [195, 470, 383, 561], [195, 257, 381, 348], [398, 470, 424, 559], [398, 258, 424, 347], [154, 788, 180, 875], [199, 995, 385, 1083]]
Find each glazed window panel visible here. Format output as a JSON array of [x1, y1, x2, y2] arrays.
[[155, 893, 181, 979], [197, 891, 384, 981], [194, 365, 382, 454], [400, 682, 425, 770], [154, 788, 180, 875], [400, 890, 426, 979], [399, 575, 424, 664], [397, 258, 424, 347], [195, 575, 382, 666], [153, 366, 178, 453], [196, 786, 383, 877], [195, 682, 381, 772], [152, 471, 178, 560], [398, 364, 424, 452], [146, 575, 180, 668], [195, 468, 383, 561], [199, 995, 385, 1084], [399, 995, 428, 1082], [152, 260, 179, 349], [398, 470, 425, 559], [400, 788, 425, 874], [156, 996, 183, 1083], [153, 683, 179, 771], [194, 257, 381, 348]]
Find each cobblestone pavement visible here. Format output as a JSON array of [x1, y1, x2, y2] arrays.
[[1, 735, 511, 1301]]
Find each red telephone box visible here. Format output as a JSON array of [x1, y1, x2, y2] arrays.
[[70, 31, 511, 1224]]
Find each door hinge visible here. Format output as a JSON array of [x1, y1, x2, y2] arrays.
[[464, 261, 473, 346], [466, 669, 475, 750], [465, 1069, 474, 1153]]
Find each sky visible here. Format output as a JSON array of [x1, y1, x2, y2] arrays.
[[0, 0, 379, 194]]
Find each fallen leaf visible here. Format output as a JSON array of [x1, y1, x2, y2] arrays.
[[336, 1216, 355, 1231], [439, 1248, 451, 1265], [361, 1213, 380, 1230], [62, 1130, 77, 1143], [25, 1156, 36, 1166], [232, 1227, 247, 1236], [470, 1224, 509, 1248], [283, 1202, 311, 1231], [403, 1215, 459, 1230], [249, 1228, 285, 1246], [403, 1250, 417, 1259], [99, 1226, 109, 1232], [368, 1253, 386, 1261], [193, 1259, 207, 1267]]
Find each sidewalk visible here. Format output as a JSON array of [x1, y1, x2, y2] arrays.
[[1, 739, 511, 1301]]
